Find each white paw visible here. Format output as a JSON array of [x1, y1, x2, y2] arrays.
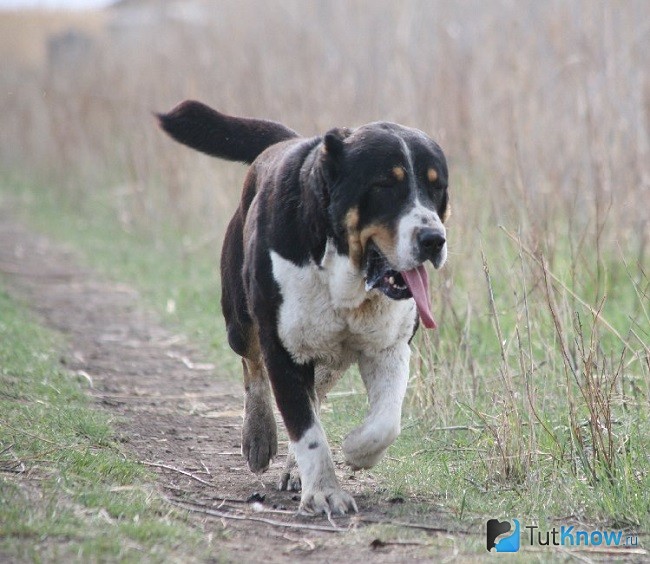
[[342, 442, 386, 470], [342, 420, 399, 470], [278, 446, 301, 491], [299, 486, 358, 516], [278, 468, 301, 492]]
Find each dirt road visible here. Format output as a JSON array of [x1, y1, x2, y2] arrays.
[[0, 217, 471, 562]]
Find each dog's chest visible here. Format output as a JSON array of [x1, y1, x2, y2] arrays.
[[270, 246, 416, 367]]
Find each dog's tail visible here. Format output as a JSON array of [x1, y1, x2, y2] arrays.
[[157, 100, 299, 165]]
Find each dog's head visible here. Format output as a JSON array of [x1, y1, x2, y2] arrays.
[[321, 123, 449, 328]]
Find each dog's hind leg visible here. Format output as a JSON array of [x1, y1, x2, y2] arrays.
[[221, 206, 277, 473], [241, 335, 278, 474], [278, 444, 300, 492]]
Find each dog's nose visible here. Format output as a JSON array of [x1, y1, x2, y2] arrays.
[[417, 228, 446, 261]]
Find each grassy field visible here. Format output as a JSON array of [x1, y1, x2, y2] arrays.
[[0, 281, 213, 562], [3, 172, 648, 535], [1, 0, 649, 547]]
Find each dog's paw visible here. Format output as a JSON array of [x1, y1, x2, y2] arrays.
[[278, 449, 301, 491], [242, 409, 277, 474], [342, 420, 399, 470], [342, 436, 386, 470], [278, 468, 301, 492], [299, 487, 358, 516]]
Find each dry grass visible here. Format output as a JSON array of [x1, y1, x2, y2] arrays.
[[0, 9, 104, 68], [1, 0, 648, 525]]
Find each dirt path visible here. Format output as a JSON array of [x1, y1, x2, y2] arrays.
[[0, 217, 471, 562]]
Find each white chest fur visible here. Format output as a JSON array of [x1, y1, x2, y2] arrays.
[[270, 241, 417, 369]]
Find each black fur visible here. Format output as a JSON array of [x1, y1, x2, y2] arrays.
[[157, 100, 298, 164]]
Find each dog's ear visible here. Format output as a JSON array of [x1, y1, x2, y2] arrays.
[[321, 128, 351, 177], [323, 128, 349, 156]]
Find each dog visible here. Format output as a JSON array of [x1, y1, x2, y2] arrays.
[[157, 101, 450, 515]]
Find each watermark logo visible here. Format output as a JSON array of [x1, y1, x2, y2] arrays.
[[486, 519, 639, 553], [525, 525, 638, 548], [486, 519, 520, 552]]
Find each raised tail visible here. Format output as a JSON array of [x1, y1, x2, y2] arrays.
[[156, 100, 300, 164]]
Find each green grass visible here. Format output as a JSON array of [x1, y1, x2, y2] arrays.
[[1, 173, 240, 378], [2, 172, 649, 542], [0, 284, 212, 562]]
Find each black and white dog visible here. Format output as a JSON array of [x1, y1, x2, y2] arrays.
[[158, 101, 450, 516]]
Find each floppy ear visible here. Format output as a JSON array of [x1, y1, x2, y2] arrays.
[[323, 128, 349, 155], [321, 127, 351, 177]]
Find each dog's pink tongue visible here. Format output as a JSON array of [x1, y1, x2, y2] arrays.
[[401, 265, 437, 329]]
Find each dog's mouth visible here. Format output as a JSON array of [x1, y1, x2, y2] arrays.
[[363, 242, 437, 329]]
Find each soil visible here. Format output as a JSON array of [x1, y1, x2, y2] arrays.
[[0, 216, 474, 563]]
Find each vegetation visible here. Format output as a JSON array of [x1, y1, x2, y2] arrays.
[[0, 287, 211, 561]]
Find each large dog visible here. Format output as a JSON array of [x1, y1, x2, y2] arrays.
[[158, 101, 450, 516]]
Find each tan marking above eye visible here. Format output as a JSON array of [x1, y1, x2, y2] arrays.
[[427, 168, 438, 183], [392, 166, 405, 182]]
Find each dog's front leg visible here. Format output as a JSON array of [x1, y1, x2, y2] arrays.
[[279, 367, 344, 492], [259, 329, 357, 516], [292, 416, 357, 516], [343, 342, 410, 469]]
